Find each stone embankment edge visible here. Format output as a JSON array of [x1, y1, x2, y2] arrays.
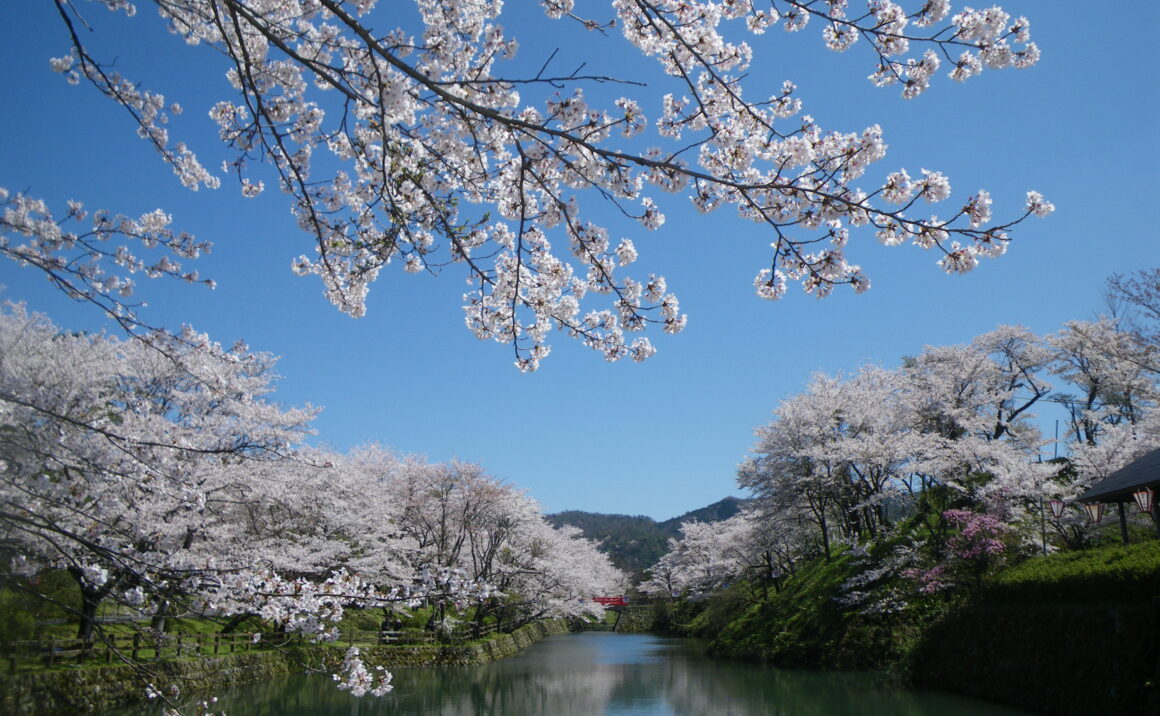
[[0, 619, 570, 715], [613, 604, 659, 633]]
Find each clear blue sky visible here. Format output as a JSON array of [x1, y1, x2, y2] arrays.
[[2, 2, 1156, 520]]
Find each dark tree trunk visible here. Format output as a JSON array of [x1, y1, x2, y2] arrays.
[[819, 512, 831, 561], [151, 599, 171, 633], [67, 567, 111, 646], [76, 589, 101, 645]]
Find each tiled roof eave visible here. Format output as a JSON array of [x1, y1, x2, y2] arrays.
[[1076, 446, 1160, 503]]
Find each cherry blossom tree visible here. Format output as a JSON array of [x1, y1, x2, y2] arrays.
[[0, 304, 500, 704], [898, 327, 1055, 550], [741, 366, 920, 557], [1043, 315, 1160, 545], [741, 327, 1063, 562], [14, 0, 1052, 370], [1106, 269, 1160, 355], [213, 447, 417, 590], [0, 302, 316, 641], [383, 457, 622, 630], [740, 372, 849, 560], [738, 504, 816, 588], [902, 325, 1052, 448], [641, 508, 809, 600], [1049, 318, 1157, 447], [640, 519, 743, 599], [0, 299, 617, 702], [492, 518, 626, 626], [390, 458, 507, 574]]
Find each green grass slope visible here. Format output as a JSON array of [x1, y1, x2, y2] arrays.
[[674, 541, 1159, 715]]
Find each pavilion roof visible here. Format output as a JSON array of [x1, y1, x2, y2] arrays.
[[1078, 446, 1160, 503]]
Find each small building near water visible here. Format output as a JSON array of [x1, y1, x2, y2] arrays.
[[1077, 445, 1160, 542]]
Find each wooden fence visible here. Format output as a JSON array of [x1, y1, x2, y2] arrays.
[[1, 622, 499, 674]]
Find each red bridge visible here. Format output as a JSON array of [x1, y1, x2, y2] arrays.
[[592, 596, 629, 606]]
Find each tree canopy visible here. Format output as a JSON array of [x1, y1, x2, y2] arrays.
[[7, 0, 1051, 370]]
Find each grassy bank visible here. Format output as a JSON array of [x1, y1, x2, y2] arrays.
[[0, 619, 569, 715], [659, 541, 1160, 714]]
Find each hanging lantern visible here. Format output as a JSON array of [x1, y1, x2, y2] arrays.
[[1084, 502, 1104, 523], [1049, 499, 1065, 520], [1133, 487, 1155, 514]]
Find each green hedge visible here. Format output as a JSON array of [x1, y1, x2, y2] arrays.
[[911, 599, 1158, 714], [910, 541, 1160, 715], [988, 541, 1160, 603]]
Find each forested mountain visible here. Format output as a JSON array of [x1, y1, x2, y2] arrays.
[[547, 497, 745, 576], [663, 497, 746, 528]]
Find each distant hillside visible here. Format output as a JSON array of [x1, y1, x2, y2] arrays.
[[547, 497, 745, 576], [658, 496, 745, 531]]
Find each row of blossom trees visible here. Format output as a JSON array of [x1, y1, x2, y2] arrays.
[[643, 285, 1160, 600], [0, 302, 622, 695]]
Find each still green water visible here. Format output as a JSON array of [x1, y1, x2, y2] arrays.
[[124, 632, 1032, 715]]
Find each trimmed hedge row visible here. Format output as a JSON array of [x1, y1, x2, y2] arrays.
[[911, 599, 1158, 715], [910, 541, 1160, 715], [989, 541, 1160, 603]]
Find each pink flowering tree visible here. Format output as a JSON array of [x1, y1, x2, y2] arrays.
[[11, 0, 1052, 370], [906, 508, 1010, 592]]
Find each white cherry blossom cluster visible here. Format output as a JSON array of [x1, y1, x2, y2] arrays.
[[0, 302, 319, 602], [334, 647, 394, 697], [48, 26, 218, 193], [45, 0, 1048, 370], [2, 302, 629, 706], [736, 316, 1160, 566], [0, 188, 215, 330]]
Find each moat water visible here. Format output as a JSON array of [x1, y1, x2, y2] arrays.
[[119, 632, 1032, 715]]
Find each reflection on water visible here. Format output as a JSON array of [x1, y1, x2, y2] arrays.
[[116, 633, 1032, 715]]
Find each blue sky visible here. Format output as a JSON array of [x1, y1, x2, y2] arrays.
[[1, 1, 1157, 520]]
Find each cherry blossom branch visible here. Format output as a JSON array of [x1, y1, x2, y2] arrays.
[[38, 0, 1052, 370]]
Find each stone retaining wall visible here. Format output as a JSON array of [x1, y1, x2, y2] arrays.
[[0, 619, 569, 715], [614, 605, 659, 633]]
